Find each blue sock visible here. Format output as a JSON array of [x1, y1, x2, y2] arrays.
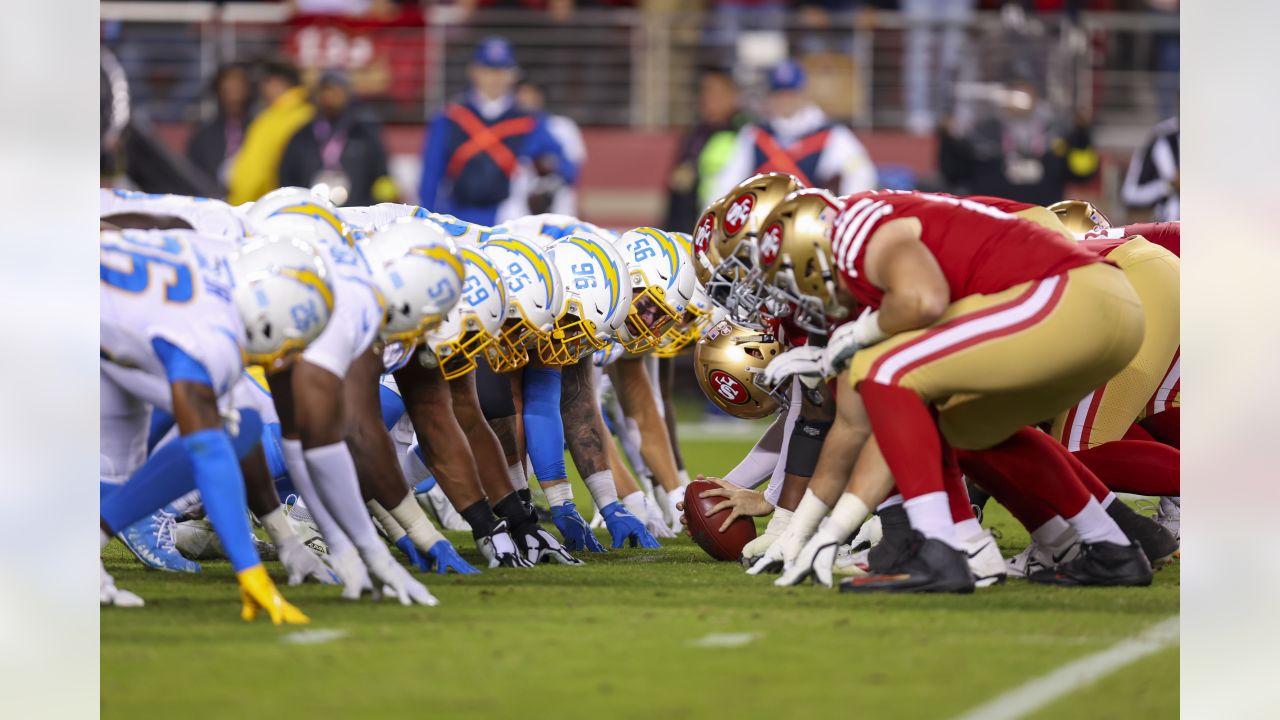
[[100, 439, 199, 532], [379, 384, 406, 431], [180, 428, 260, 572], [522, 366, 567, 484], [413, 475, 438, 494]]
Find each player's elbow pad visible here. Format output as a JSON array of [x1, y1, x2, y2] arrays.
[[181, 428, 243, 488]]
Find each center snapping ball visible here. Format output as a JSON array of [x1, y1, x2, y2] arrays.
[[684, 479, 758, 561]]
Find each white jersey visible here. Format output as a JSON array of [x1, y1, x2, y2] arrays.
[[100, 189, 246, 241], [339, 203, 425, 233], [300, 235, 385, 378], [100, 229, 245, 411]]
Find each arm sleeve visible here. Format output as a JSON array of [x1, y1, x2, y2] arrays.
[[151, 337, 213, 387], [721, 385, 802, 490], [418, 113, 451, 210]]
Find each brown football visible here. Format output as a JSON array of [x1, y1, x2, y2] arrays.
[[684, 479, 758, 561]]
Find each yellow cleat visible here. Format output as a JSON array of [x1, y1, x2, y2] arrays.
[[237, 564, 311, 625]]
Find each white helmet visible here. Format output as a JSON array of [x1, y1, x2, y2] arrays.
[[538, 232, 633, 366], [498, 213, 614, 247], [242, 187, 352, 247], [480, 231, 565, 372], [229, 236, 335, 371], [360, 219, 465, 345], [613, 227, 697, 353], [423, 211, 496, 246], [420, 240, 507, 380]]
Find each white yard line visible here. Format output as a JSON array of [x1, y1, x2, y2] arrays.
[[282, 629, 349, 645], [952, 616, 1179, 720], [688, 632, 765, 648]]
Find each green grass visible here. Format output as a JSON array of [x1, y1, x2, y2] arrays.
[[101, 437, 1178, 719]]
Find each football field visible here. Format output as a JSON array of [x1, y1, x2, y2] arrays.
[[101, 436, 1178, 719]]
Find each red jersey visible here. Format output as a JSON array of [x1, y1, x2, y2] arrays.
[[831, 192, 1100, 309], [1083, 222, 1180, 257]]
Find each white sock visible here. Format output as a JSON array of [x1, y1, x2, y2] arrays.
[[677, 468, 691, 487], [621, 490, 647, 520], [544, 482, 574, 507], [1066, 497, 1129, 545], [877, 493, 904, 511], [401, 443, 430, 485], [1099, 491, 1117, 509], [389, 492, 445, 550], [282, 438, 354, 557], [366, 500, 405, 540], [583, 470, 620, 509], [953, 517, 983, 540], [507, 461, 529, 492], [303, 441, 384, 556], [789, 490, 832, 540], [1030, 515, 1071, 546], [903, 491, 958, 548], [257, 506, 297, 547], [824, 493, 871, 541]]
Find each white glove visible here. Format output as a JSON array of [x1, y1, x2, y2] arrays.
[[741, 507, 792, 560], [666, 485, 686, 535], [366, 548, 439, 606], [644, 496, 677, 539], [747, 525, 803, 575], [760, 345, 827, 389], [825, 308, 887, 376], [774, 527, 841, 588], [277, 534, 339, 586], [328, 546, 373, 600]]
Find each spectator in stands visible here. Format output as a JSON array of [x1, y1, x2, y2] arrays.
[[418, 36, 576, 225], [517, 81, 585, 215], [663, 68, 746, 234], [903, 0, 976, 136], [712, 60, 876, 199], [278, 69, 396, 207], [227, 60, 315, 205], [186, 63, 253, 195], [937, 72, 1098, 207], [1122, 116, 1179, 222]]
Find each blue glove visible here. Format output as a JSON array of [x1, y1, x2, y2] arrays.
[[394, 535, 430, 573], [552, 502, 607, 552], [426, 539, 481, 575], [602, 501, 661, 549]]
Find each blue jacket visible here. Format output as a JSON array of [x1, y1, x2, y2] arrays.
[[419, 94, 576, 226]]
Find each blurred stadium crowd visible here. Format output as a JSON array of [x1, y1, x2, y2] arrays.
[[101, 0, 1179, 229]]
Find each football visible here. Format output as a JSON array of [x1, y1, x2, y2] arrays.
[[683, 479, 758, 561]]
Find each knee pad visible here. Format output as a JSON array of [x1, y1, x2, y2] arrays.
[[784, 417, 832, 477], [474, 361, 516, 420]]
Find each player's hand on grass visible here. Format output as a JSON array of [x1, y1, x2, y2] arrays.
[[741, 507, 792, 563], [774, 527, 839, 588], [237, 564, 310, 625], [512, 521, 584, 565], [552, 501, 607, 552], [278, 534, 339, 585], [426, 539, 481, 574], [480, 519, 537, 568], [394, 535, 431, 573], [602, 501, 661, 549], [366, 548, 439, 606], [329, 546, 375, 600]]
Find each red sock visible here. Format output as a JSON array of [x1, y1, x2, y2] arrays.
[[957, 447, 1058, 531], [859, 382, 943, 501], [965, 428, 1092, 518], [1139, 407, 1180, 448], [1072, 440, 1180, 496], [942, 444, 975, 523], [1122, 423, 1156, 442]]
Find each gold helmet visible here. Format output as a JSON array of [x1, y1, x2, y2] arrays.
[[756, 188, 847, 335], [695, 172, 807, 321], [1047, 199, 1111, 235], [693, 318, 784, 419]]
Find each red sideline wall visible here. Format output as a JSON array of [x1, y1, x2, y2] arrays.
[[152, 122, 1096, 228]]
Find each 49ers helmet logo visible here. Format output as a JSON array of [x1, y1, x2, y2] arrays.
[[724, 193, 755, 236], [759, 222, 783, 266], [708, 369, 748, 405], [693, 213, 716, 255]]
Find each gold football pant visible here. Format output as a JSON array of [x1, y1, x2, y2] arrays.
[[1051, 237, 1180, 449], [849, 263, 1144, 450]]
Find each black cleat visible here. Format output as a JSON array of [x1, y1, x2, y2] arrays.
[[1027, 540, 1153, 587], [839, 534, 976, 594], [867, 503, 915, 574], [1106, 501, 1179, 568]]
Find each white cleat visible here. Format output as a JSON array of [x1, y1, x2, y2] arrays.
[[960, 529, 1007, 588], [285, 496, 329, 556], [100, 562, 144, 608], [1156, 496, 1180, 542], [416, 484, 471, 532], [774, 530, 840, 588]]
